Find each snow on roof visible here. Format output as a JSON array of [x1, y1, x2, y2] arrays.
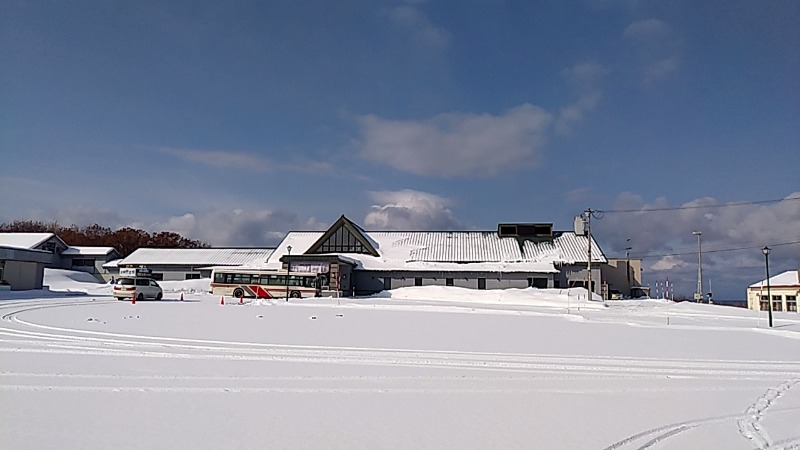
[[0, 232, 55, 250], [102, 259, 122, 268], [264, 230, 604, 273], [749, 270, 800, 288], [62, 246, 118, 256], [119, 248, 275, 266]]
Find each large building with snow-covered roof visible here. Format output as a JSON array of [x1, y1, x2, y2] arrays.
[[258, 215, 607, 296]]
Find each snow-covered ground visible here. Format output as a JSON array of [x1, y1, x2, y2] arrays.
[[1, 269, 799, 449]]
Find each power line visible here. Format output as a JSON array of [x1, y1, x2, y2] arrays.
[[626, 239, 800, 260], [601, 196, 800, 214]]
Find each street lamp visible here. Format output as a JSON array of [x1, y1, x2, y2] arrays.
[[762, 246, 773, 328], [285, 245, 292, 301], [692, 231, 703, 303]]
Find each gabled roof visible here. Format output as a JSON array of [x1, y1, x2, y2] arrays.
[[62, 246, 119, 257], [118, 248, 275, 267], [0, 232, 60, 250], [305, 215, 380, 257], [749, 270, 800, 288]]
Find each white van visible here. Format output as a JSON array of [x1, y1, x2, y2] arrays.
[[113, 268, 163, 301]]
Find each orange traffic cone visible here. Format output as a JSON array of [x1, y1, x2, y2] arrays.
[[180, 292, 184, 301], [131, 293, 136, 304], [220, 296, 225, 305]]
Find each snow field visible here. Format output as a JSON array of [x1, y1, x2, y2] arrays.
[[0, 270, 799, 449]]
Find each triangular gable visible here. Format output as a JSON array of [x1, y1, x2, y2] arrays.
[[305, 215, 379, 257]]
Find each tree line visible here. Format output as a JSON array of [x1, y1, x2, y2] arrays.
[[0, 220, 209, 258]]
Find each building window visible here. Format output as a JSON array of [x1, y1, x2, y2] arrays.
[[185, 274, 201, 280], [414, 277, 422, 287], [318, 226, 369, 254], [151, 273, 164, 281], [787, 296, 797, 312], [478, 278, 486, 290], [533, 277, 547, 288], [760, 301, 769, 311], [446, 278, 453, 286], [383, 277, 391, 290]]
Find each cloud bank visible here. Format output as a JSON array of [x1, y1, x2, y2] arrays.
[[364, 189, 461, 230], [356, 104, 553, 177]]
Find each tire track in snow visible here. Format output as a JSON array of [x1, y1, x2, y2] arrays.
[[3, 299, 800, 380], [604, 379, 800, 450], [737, 379, 800, 449]]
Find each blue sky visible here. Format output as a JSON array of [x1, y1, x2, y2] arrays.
[[2, 0, 798, 299]]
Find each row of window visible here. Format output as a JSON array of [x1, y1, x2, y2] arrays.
[[384, 277, 551, 290], [759, 295, 798, 312], [71, 258, 96, 267], [213, 272, 317, 287], [759, 295, 797, 301]]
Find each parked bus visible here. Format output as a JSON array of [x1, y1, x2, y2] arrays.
[[210, 268, 321, 299]]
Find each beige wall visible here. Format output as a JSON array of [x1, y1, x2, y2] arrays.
[[747, 286, 800, 312], [603, 259, 643, 297], [2, 260, 44, 290]]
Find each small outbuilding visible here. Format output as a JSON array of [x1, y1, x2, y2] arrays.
[[110, 248, 276, 281], [747, 269, 800, 313]]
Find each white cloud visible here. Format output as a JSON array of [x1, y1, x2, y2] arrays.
[[651, 255, 684, 271], [158, 147, 345, 177], [642, 55, 681, 86], [154, 209, 328, 247], [623, 19, 669, 42], [159, 147, 273, 172], [364, 189, 461, 231], [356, 104, 552, 177], [623, 19, 681, 86], [556, 62, 608, 134], [388, 5, 450, 50]]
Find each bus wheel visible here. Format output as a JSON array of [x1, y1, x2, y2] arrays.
[[290, 291, 301, 298], [233, 288, 245, 299]]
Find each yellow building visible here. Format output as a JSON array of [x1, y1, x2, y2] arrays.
[[747, 269, 799, 312]]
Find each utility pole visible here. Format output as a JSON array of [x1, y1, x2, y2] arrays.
[[586, 208, 592, 299], [692, 231, 703, 303], [285, 245, 292, 301], [625, 238, 632, 297]]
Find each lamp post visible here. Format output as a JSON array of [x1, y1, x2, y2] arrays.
[[762, 246, 773, 328], [285, 245, 292, 301], [692, 231, 703, 303], [625, 239, 632, 297]]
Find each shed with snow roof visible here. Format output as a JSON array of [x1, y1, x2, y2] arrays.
[[109, 247, 276, 281]]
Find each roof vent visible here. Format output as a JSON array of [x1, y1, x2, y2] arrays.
[[497, 223, 553, 238]]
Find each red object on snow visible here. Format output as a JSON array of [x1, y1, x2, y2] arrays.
[[239, 295, 243, 304], [180, 292, 184, 301], [220, 296, 225, 305], [131, 293, 136, 304]]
